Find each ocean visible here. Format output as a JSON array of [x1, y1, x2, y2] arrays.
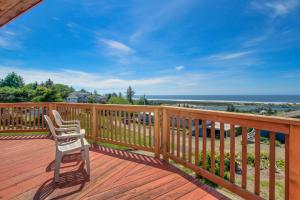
[[139, 95, 300, 104]]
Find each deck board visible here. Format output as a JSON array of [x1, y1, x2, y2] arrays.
[[0, 137, 230, 200]]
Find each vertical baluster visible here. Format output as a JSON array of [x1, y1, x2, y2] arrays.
[[128, 112, 132, 144], [38, 106, 41, 129], [202, 120, 207, 169], [119, 111, 122, 142], [176, 115, 180, 158], [133, 112, 136, 145], [105, 110, 109, 139], [182, 117, 186, 160], [269, 132, 276, 200], [102, 110, 106, 138], [29, 107, 32, 130], [143, 112, 146, 146], [114, 111, 117, 141], [255, 129, 260, 195], [109, 110, 113, 140], [12, 107, 15, 130], [195, 119, 199, 165], [230, 124, 235, 183], [0, 107, 2, 130], [98, 110, 102, 139], [188, 117, 192, 163], [171, 114, 175, 155], [210, 121, 215, 173], [149, 112, 152, 146], [108, 110, 112, 140], [16, 107, 19, 130], [138, 112, 141, 145], [220, 122, 225, 177], [35, 106, 37, 129], [285, 134, 289, 200], [242, 127, 247, 189], [124, 111, 127, 143]]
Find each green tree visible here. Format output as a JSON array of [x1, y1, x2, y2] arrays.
[[126, 85, 135, 104], [45, 78, 54, 88], [53, 84, 74, 98], [0, 72, 24, 88]]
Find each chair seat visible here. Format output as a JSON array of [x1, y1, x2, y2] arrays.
[[58, 138, 90, 153]]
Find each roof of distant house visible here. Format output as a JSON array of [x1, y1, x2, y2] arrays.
[[280, 110, 300, 118], [67, 94, 78, 99], [68, 91, 90, 98]]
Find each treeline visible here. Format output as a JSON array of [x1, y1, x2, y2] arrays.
[[0, 72, 74, 102], [0, 72, 155, 105]]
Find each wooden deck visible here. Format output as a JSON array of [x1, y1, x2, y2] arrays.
[[0, 136, 230, 200]]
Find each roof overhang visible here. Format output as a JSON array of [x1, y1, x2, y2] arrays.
[[0, 0, 43, 27]]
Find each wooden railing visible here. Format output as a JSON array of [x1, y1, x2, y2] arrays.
[[0, 102, 300, 200], [0, 103, 51, 132]]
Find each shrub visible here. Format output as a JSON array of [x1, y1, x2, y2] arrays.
[[196, 152, 237, 187]]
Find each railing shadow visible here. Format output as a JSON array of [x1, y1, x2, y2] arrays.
[[0, 134, 50, 140], [90, 144, 229, 200], [34, 162, 89, 200]]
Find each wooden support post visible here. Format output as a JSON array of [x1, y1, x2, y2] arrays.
[[162, 108, 170, 162], [92, 105, 98, 144], [289, 125, 300, 200], [154, 108, 160, 158]]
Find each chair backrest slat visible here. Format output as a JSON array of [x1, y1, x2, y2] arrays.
[[52, 110, 63, 126], [44, 115, 58, 141]]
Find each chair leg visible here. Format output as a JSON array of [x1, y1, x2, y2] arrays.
[[84, 147, 90, 176], [81, 150, 85, 160], [54, 152, 62, 182]]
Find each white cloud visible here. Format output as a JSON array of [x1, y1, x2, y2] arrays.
[[201, 51, 253, 61], [0, 30, 21, 50], [130, 0, 198, 42], [251, 0, 300, 17], [0, 66, 170, 92], [101, 39, 135, 55], [175, 65, 184, 71], [0, 66, 214, 94]]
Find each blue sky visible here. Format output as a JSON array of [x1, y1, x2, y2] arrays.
[[0, 0, 300, 95]]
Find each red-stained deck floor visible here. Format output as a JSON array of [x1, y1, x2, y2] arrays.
[[0, 136, 230, 200]]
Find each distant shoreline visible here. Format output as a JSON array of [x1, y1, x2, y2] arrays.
[[146, 98, 300, 105], [134, 95, 300, 104]]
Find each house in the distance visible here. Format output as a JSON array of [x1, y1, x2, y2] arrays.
[[66, 92, 90, 103]]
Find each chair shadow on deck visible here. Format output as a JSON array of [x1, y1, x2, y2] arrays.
[[34, 154, 90, 200]]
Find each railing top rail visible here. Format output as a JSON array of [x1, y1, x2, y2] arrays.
[[162, 106, 300, 126], [54, 102, 162, 110], [1, 102, 299, 126], [0, 102, 51, 107]]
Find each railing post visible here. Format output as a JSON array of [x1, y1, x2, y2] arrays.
[[154, 108, 160, 158], [92, 105, 97, 144], [289, 125, 300, 200], [162, 108, 170, 162]]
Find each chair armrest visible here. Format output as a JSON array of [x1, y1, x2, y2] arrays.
[[55, 127, 78, 132], [62, 120, 80, 125], [57, 132, 84, 140], [60, 124, 80, 128]]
